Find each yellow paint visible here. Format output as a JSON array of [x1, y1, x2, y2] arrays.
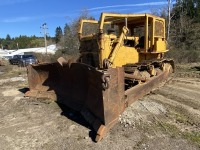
[[154, 38, 166, 52], [112, 46, 139, 67], [79, 13, 168, 69]]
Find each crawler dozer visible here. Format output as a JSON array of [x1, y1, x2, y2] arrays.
[[25, 13, 174, 142]]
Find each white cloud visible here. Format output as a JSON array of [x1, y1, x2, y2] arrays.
[[89, 8, 131, 15], [1, 1, 167, 23], [88, 2, 167, 11], [1, 13, 67, 23], [2, 16, 39, 23]]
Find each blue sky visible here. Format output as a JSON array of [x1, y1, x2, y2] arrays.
[[0, 0, 168, 38]]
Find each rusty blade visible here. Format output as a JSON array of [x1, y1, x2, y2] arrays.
[[25, 60, 172, 142], [26, 62, 125, 141]]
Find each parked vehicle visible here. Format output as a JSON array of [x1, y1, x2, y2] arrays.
[[9, 55, 37, 66], [18, 55, 37, 67], [9, 55, 21, 65]]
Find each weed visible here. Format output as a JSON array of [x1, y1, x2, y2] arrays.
[[183, 131, 200, 145]]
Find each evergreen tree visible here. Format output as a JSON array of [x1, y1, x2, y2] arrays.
[[173, 0, 200, 22], [63, 23, 71, 36], [6, 34, 11, 41], [55, 26, 63, 44], [3, 34, 12, 49]]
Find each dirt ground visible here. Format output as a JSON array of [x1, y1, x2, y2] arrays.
[[0, 63, 200, 150]]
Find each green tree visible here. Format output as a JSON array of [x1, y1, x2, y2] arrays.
[[14, 35, 31, 49], [3, 34, 12, 49], [6, 34, 11, 41], [55, 26, 63, 44], [0, 34, 54, 50], [173, 0, 200, 22]]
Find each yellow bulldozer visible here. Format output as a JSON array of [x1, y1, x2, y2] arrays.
[[25, 13, 174, 142]]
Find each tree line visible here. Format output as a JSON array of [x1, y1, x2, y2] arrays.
[[166, 0, 200, 63], [0, 35, 54, 50], [153, 0, 200, 62], [0, 10, 92, 54]]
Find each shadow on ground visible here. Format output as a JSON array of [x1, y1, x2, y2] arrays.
[[56, 102, 96, 141], [193, 66, 200, 71], [18, 87, 29, 94]]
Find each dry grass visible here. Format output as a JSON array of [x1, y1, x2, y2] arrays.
[[0, 64, 27, 78]]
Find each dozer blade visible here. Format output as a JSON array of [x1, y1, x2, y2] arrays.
[[25, 59, 173, 142], [25, 61, 125, 141]]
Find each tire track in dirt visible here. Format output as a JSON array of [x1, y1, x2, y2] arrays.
[[149, 77, 200, 126], [119, 75, 200, 149], [171, 77, 200, 87], [155, 85, 200, 110], [149, 94, 200, 123], [0, 64, 200, 150]]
